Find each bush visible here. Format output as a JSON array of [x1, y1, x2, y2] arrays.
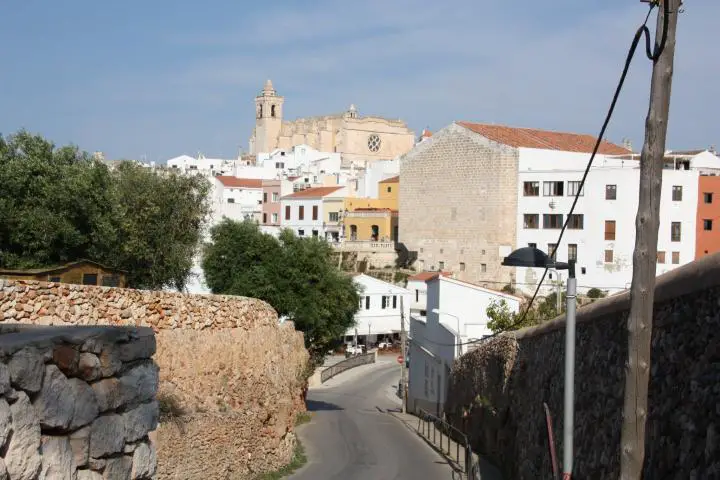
[[587, 288, 606, 299]]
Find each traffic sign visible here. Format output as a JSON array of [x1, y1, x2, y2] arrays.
[[397, 355, 404, 364]]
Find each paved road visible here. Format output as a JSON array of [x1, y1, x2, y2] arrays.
[[291, 361, 454, 480]]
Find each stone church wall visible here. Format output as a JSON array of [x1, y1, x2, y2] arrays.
[[444, 253, 720, 479], [0, 324, 158, 479], [0, 279, 309, 479]]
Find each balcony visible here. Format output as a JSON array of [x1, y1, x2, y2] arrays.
[[344, 210, 398, 219], [333, 240, 397, 252]]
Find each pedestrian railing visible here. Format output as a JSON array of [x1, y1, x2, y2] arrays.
[[416, 408, 479, 479], [320, 352, 375, 383]]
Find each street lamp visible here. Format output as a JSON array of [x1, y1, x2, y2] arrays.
[[501, 246, 577, 478], [431, 309, 462, 358]]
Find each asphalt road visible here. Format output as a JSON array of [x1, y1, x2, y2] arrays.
[[291, 361, 455, 480]]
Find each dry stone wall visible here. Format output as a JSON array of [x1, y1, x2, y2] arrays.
[[445, 253, 720, 479], [0, 324, 158, 480], [0, 279, 309, 479]]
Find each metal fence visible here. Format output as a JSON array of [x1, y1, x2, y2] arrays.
[[416, 408, 479, 479], [320, 352, 376, 383]]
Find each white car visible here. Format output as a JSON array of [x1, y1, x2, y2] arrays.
[[345, 344, 364, 357]]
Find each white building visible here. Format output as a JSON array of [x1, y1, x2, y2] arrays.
[[345, 274, 411, 345], [257, 144, 342, 178], [353, 160, 400, 198], [407, 276, 521, 415], [211, 176, 264, 223], [515, 150, 700, 296], [280, 186, 347, 239], [405, 271, 452, 315]]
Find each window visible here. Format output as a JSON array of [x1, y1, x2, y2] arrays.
[[548, 244, 557, 260], [102, 275, 120, 287], [272, 213, 278, 224], [528, 243, 537, 248], [460, 262, 466, 272], [567, 181, 584, 196], [365, 296, 370, 310], [263, 192, 268, 203], [387, 186, 392, 193], [329, 212, 339, 222], [438, 261, 445, 270], [82, 274, 98, 286], [523, 182, 539, 196], [481, 264, 487, 273], [298, 206, 304, 220], [704, 192, 713, 204], [272, 192, 279, 202], [381, 296, 390, 309], [543, 214, 563, 229], [671, 222, 681, 242], [703, 219, 713, 231], [523, 214, 539, 229], [415, 290, 419, 302], [312, 230, 318, 237], [567, 214, 584, 230], [605, 220, 616, 240], [285, 205, 291, 220], [568, 244, 577, 262], [312, 205, 318, 220], [672, 251, 680, 264], [298, 229, 304, 236], [543, 181, 564, 196], [48, 276, 61, 283], [605, 250, 614, 263], [671, 185, 682, 201], [657, 251, 666, 264], [227, 198, 235, 204], [263, 213, 267, 224], [605, 184, 617, 200], [393, 296, 397, 309]]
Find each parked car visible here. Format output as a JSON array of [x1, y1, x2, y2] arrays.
[[345, 344, 364, 357]]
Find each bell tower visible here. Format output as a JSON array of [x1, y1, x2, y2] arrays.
[[251, 79, 284, 154]]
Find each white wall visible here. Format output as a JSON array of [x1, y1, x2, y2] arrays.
[[257, 144, 342, 177], [406, 279, 428, 312], [356, 160, 399, 198], [515, 148, 699, 296], [280, 197, 324, 238], [349, 274, 411, 337]]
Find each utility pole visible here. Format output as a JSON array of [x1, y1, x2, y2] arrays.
[[621, 2, 679, 478], [400, 296, 407, 414]]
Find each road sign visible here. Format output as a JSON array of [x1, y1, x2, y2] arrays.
[[397, 355, 404, 364]]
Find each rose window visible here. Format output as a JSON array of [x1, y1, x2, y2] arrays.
[[367, 134, 381, 153]]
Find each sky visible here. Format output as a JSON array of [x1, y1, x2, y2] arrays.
[[0, 1, 717, 162]]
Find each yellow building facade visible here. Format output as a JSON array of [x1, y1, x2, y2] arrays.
[[342, 176, 399, 241]]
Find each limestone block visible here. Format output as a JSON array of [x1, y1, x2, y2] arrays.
[[76, 469, 103, 480], [0, 363, 10, 394], [119, 362, 159, 409], [6, 392, 41, 479], [103, 455, 132, 480], [78, 353, 101, 381], [0, 398, 10, 449], [40, 435, 75, 480], [9, 347, 45, 392], [52, 345, 79, 376], [89, 414, 125, 458], [98, 346, 122, 378], [131, 441, 156, 479], [34, 365, 99, 430], [118, 335, 156, 363], [69, 426, 90, 468], [123, 402, 159, 443], [91, 378, 123, 412]]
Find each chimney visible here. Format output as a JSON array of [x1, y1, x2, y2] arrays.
[[622, 138, 633, 152]]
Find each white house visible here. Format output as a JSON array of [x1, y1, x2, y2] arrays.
[[407, 276, 520, 416], [211, 176, 264, 223], [257, 144, 342, 178], [354, 160, 400, 198], [405, 271, 452, 315], [515, 149, 700, 296], [280, 186, 346, 239], [344, 274, 411, 346]]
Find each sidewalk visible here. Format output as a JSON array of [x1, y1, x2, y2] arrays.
[[387, 410, 504, 480]]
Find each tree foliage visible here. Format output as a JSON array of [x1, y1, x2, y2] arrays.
[[202, 220, 361, 365], [486, 293, 564, 334], [0, 130, 210, 290]]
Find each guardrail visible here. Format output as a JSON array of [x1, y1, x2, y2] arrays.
[[416, 408, 479, 479], [320, 352, 375, 383]]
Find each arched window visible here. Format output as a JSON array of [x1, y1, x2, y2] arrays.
[[257, 104, 263, 118], [271, 104, 276, 117]]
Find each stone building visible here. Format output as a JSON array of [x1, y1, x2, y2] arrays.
[[399, 121, 629, 289], [248, 80, 416, 167]]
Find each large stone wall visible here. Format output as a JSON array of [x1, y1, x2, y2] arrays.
[[445, 253, 720, 479], [0, 280, 309, 479], [0, 324, 158, 479]]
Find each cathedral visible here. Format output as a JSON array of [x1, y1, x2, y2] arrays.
[[248, 80, 416, 166]]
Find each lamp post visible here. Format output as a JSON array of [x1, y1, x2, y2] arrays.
[[431, 309, 462, 358], [502, 247, 577, 478]]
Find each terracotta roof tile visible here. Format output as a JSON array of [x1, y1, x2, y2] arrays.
[[457, 122, 630, 155], [379, 175, 399, 184], [407, 271, 452, 282], [282, 186, 344, 199], [216, 176, 263, 188]]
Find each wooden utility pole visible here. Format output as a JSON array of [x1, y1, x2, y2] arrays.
[[621, 1, 679, 478]]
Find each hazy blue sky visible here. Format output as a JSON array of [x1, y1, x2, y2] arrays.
[[1, 1, 717, 162]]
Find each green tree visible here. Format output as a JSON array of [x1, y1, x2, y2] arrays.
[[486, 293, 564, 334], [0, 130, 210, 290], [202, 220, 361, 365]]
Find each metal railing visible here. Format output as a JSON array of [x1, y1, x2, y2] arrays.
[[320, 353, 375, 383], [416, 408, 479, 479]]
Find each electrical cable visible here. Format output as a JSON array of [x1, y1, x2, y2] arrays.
[[413, 1, 671, 349]]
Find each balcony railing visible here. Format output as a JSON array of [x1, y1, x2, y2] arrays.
[[333, 240, 396, 251], [345, 211, 398, 218]]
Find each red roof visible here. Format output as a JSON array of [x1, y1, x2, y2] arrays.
[[407, 271, 452, 282], [216, 176, 263, 188], [421, 128, 432, 138], [282, 186, 344, 199], [457, 122, 630, 155], [379, 176, 399, 184]]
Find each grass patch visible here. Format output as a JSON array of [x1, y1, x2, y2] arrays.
[[294, 411, 312, 427], [255, 439, 307, 480]]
